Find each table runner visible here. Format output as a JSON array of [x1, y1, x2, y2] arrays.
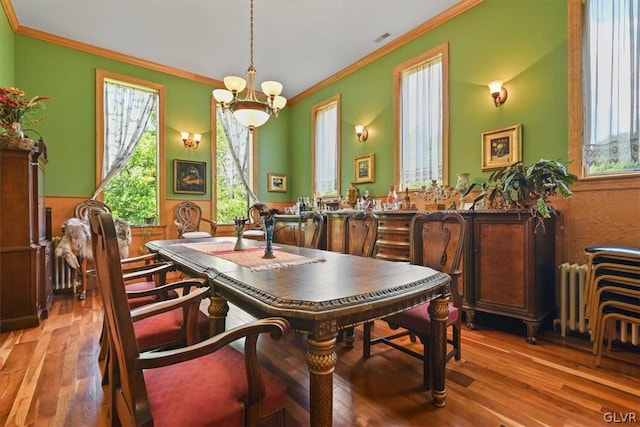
[[183, 241, 325, 271]]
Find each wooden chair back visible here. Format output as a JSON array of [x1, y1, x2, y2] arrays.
[[273, 214, 301, 246], [74, 199, 111, 221], [247, 202, 268, 230], [343, 211, 378, 257], [88, 212, 154, 424], [410, 211, 466, 303], [299, 211, 324, 249], [175, 201, 203, 234], [174, 201, 217, 238]]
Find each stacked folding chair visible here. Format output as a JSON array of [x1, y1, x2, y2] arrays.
[[583, 246, 640, 366]]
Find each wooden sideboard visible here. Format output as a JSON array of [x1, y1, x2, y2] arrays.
[[0, 147, 53, 331], [325, 209, 557, 342]]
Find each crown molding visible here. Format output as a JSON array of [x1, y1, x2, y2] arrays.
[[3, 0, 483, 102], [1, 0, 19, 31]]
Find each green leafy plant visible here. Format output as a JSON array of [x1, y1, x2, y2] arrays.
[[472, 159, 578, 230]]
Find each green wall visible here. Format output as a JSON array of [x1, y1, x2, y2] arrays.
[[0, 5, 14, 86], [13, 36, 288, 200], [288, 0, 568, 198], [10, 0, 569, 202]]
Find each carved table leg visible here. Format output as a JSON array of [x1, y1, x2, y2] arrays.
[[207, 295, 229, 336], [305, 335, 337, 427], [429, 294, 449, 408], [523, 320, 540, 344]]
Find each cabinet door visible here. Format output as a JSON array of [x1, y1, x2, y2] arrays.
[[473, 215, 534, 317]]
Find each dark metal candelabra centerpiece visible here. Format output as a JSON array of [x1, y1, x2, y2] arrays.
[[416, 180, 456, 210], [233, 217, 248, 251], [260, 209, 279, 259]]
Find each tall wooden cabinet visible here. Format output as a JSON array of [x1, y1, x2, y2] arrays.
[[462, 211, 556, 343], [0, 146, 53, 332]]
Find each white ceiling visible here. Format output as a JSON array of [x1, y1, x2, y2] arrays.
[[10, 0, 462, 99]]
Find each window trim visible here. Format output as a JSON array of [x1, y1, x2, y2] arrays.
[[393, 42, 450, 187], [95, 69, 166, 222], [210, 97, 258, 223], [311, 93, 342, 196], [567, 0, 640, 189]]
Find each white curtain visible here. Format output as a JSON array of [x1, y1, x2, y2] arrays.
[[314, 102, 338, 195], [217, 107, 258, 202], [400, 55, 443, 186], [93, 81, 156, 198], [583, 0, 640, 172]]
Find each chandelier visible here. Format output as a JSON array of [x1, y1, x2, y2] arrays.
[[212, 0, 286, 131]]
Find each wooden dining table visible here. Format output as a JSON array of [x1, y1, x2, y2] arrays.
[[146, 237, 451, 427]]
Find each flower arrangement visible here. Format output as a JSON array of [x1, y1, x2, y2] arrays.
[[0, 86, 50, 134]]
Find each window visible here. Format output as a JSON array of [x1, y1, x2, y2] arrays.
[[583, 0, 639, 176], [312, 94, 341, 197], [394, 42, 449, 187], [214, 105, 257, 223], [569, 0, 639, 178], [96, 70, 165, 225]]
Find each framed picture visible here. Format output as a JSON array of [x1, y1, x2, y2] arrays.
[[354, 153, 375, 183], [267, 173, 287, 192], [481, 124, 522, 171], [174, 159, 206, 194]]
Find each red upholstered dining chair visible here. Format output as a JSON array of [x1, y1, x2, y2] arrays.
[[339, 211, 378, 346], [96, 249, 208, 387], [89, 211, 290, 427], [363, 211, 466, 390]]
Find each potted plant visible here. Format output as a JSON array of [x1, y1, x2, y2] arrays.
[[471, 159, 578, 231], [0, 86, 49, 150]]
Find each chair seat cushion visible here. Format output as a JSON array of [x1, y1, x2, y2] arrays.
[[384, 302, 458, 335], [181, 231, 212, 239], [126, 281, 179, 309], [134, 308, 210, 351], [144, 345, 287, 427], [243, 230, 265, 237]]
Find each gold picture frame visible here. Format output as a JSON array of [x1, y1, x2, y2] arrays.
[[481, 124, 522, 171], [267, 173, 287, 192], [354, 153, 375, 183]]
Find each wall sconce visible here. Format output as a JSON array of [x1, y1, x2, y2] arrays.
[[488, 80, 508, 107], [355, 125, 368, 142], [181, 131, 201, 149]]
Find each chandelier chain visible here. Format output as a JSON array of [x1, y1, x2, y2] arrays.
[[249, 0, 254, 68]]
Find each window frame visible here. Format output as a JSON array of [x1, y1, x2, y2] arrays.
[[210, 97, 258, 223], [568, 0, 640, 188], [95, 69, 166, 223], [393, 42, 450, 188], [311, 93, 342, 196]]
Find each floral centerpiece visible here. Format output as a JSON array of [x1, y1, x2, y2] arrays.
[[0, 87, 49, 148]]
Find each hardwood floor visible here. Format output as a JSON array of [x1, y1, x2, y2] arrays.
[[1, 287, 638, 427]]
